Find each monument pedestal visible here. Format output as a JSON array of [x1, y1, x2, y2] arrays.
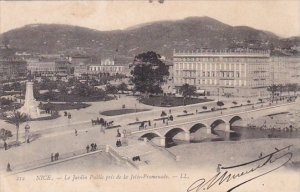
[[19, 81, 41, 119]]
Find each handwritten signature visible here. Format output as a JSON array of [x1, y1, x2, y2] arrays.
[[187, 145, 293, 192]]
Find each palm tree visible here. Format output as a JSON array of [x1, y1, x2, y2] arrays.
[[5, 111, 28, 143]]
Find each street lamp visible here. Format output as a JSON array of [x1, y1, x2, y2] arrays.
[[24, 123, 30, 143]]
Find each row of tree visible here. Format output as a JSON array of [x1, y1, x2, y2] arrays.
[[267, 83, 298, 101]]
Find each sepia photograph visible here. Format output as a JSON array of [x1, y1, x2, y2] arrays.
[[0, 0, 299, 191]]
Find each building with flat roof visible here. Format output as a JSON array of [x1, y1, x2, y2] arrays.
[[0, 58, 27, 81], [270, 56, 300, 85], [173, 49, 271, 97], [88, 57, 131, 77], [0, 47, 27, 81], [27, 57, 71, 77]]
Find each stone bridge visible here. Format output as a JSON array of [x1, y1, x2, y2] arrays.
[[129, 103, 292, 147]]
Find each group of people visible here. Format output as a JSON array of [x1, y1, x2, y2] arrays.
[[139, 120, 152, 130], [64, 111, 72, 119], [116, 129, 122, 147], [51, 152, 60, 162], [86, 143, 98, 153]]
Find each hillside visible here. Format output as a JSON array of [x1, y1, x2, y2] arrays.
[[0, 16, 299, 57]]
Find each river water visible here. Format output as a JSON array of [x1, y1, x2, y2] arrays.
[[166, 126, 300, 148]]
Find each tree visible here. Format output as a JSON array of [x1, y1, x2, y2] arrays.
[[278, 84, 284, 97], [118, 83, 128, 94], [73, 82, 92, 97], [217, 101, 224, 110], [179, 83, 196, 105], [287, 83, 298, 96], [267, 84, 278, 102], [57, 81, 68, 101], [5, 111, 28, 143], [131, 51, 169, 95], [180, 83, 196, 97], [105, 84, 118, 95]]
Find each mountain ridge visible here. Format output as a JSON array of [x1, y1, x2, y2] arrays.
[[1, 16, 299, 57]]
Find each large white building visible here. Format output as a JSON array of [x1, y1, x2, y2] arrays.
[[270, 56, 300, 85], [173, 49, 271, 97], [27, 57, 71, 77], [88, 57, 131, 77]]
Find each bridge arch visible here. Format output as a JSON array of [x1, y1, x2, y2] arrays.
[[229, 116, 243, 126], [210, 119, 227, 131], [140, 131, 163, 140], [164, 127, 188, 138], [189, 123, 209, 133]]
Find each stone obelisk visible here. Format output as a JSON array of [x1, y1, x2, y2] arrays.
[[19, 81, 40, 118]]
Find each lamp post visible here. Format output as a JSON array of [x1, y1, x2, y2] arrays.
[[24, 123, 30, 143]]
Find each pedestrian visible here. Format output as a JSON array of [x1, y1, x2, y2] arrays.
[[86, 145, 90, 153], [6, 163, 11, 172], [54, 153, 58, 161], [116, 140, 121, 147], [94, 143, 97, 150], [148, 120, 151, 126], [75, 129, 78, 136], [4, 142, 7, 150], [91, 143, 94, 151], [51, 153, 54, 162], [57, 153, 59, 160]]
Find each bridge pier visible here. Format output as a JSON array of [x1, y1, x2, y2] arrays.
[[206, 128, 212, 134], [184, 132, 190, 141], [159, 137, 166, 147], [225, 123, 230, 132]]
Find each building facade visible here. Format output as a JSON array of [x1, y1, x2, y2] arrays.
[[88, 57, 131, 77], [27, 58, 71, 77], [0, 58, 27, 81], [270, 56, 300, 85], [0, 46, 27, 81], [173, 49, 271, 97]]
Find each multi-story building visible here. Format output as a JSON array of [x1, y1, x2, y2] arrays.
[[0, 47, 27, 81], [69, 54, 91, 66], [173, 49, 270, 97], [270, 56, 300, 85], [88, 57, 131, 77], [0, 58, 27, 81], [27, 57, 71, 77]]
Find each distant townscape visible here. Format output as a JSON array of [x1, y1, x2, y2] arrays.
[[0, 17, 300, 184]]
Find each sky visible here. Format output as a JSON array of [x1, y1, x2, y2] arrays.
[[0, 0, 299, 37]]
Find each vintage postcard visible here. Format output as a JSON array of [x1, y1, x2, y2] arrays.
[[0, 0, 299, 191]]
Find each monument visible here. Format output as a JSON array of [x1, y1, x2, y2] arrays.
[[19, 81, 41, 119]]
